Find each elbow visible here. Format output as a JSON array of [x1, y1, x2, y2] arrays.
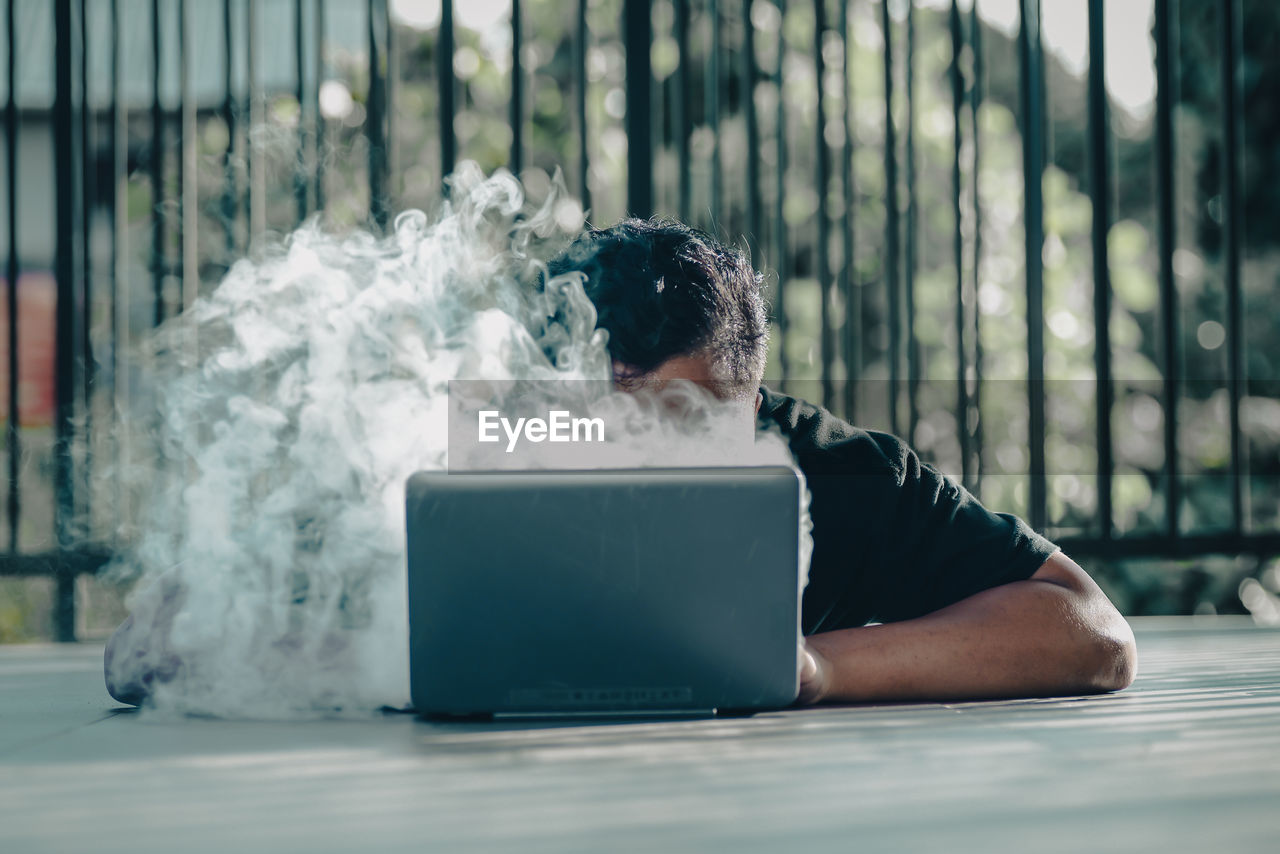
[[1090, 629, 1137, 693], [1079, 610, 1138, 693], [1031, 553, 1137, 694]]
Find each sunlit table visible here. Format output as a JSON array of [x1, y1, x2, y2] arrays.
[[2, 617, 1278, 853]]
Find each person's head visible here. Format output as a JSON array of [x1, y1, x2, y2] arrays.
[[545, 217, 769, 416]]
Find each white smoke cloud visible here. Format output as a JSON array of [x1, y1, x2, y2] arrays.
[[103, 164, 811, 718]]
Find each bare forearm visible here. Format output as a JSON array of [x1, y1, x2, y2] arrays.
[[804, 557, 1137, 703]]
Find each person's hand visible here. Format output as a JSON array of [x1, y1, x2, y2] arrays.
[[795, 640, 831, 706], [104, 575, 187, 706]]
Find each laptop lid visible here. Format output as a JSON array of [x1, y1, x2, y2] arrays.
[[406, 467, 802, 716]]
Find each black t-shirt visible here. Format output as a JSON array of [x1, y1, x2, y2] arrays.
[[758, 387, 1060, 635]]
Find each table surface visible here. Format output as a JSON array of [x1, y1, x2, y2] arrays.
[[1, 617, 1278, 854]]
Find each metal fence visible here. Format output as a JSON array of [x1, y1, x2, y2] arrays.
[[2, 0, 1277, 640]]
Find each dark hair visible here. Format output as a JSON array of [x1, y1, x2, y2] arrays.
[[545, 217, 768, 398]]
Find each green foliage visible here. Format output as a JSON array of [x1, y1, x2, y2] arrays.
[[0, 579, 52, 643]]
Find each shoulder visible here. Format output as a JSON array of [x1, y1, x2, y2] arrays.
[[758, 386, 914, 483]]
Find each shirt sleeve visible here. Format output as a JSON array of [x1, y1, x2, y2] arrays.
[[862, 433, 1060, 624]]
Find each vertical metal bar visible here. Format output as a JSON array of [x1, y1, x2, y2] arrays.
[[53, 560, 76, 642], [78, 0, 92, 476], [1155, 0, 1180, 538], [111, 0, 128, 526], [1087, 0, 1113, 539], [673, 0, 689, 220], [951, 0, 969, 487], [151, 0, 165, 325], [904, 0, 918, 443], [385, 0, 395, 197], [707, 0, 720, 226], [623, 0, 652, 217], [247, 0, 265, 239], [814, 0, 832, 409], [179, 0, 195, 313], [840, 0, 858, 422], [1018, 0, 1047, 532], [881, 0, 900, 437], [294, 0, 308, 221], [575, 0, 590, 210], [5, 0, 20, 551], [773, 0, 788, 385], [1221, 0, 1245, 532], [743, 0, 761, 257], [510, 0, 523, 176], [314, 0, 326, 211], [439, 0, 455, 187], [367, 0, 388, 231], [221, 0, 237, 257], [970, 0, 984, 485], [53, 0, 84, 641], [243, 0, 253, 232], [174, 0, 184, 298]]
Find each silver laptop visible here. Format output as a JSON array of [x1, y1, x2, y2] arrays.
[[405, 467, 802, 718]]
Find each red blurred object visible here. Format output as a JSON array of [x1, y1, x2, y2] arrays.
[[0, 271, 57, 428]]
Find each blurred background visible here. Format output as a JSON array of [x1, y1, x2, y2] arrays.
[[2, 0, 1279, 642]]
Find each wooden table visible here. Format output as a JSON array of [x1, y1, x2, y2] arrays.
[[2, 617, 1278, 853]]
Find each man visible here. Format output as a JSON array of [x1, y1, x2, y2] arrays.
[[546, 217, 1137, 705]]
